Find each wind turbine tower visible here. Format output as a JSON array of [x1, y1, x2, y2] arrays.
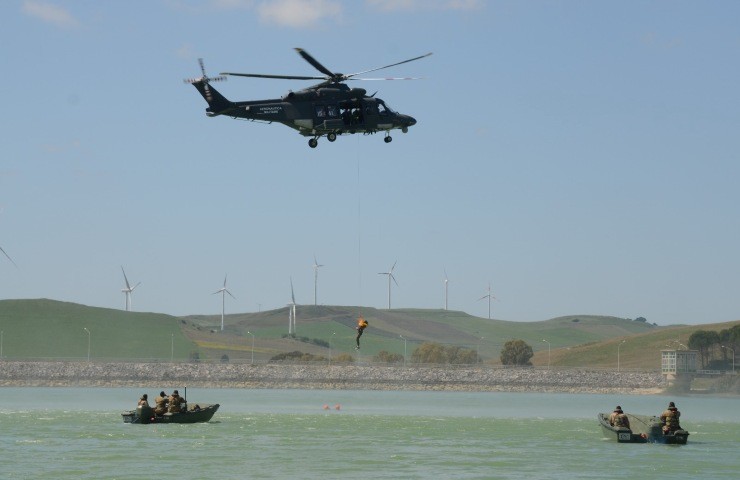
[[443, 269, 449, 310], [478, 283, 496, 319], [213, 274, 235, 331], [287, 277, 297, 334], [120, 266, 140, 311], [312, 255, 324, 306], [378, 261, 398, 310]]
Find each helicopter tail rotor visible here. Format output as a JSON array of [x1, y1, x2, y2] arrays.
[[184, 58, 226, 102]]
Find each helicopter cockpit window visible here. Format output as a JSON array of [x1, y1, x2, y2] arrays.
[[377, 101, 394, 115]]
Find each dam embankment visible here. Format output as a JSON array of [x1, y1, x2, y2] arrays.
[[0, 361, 666, 394]]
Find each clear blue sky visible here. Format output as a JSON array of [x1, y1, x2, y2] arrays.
[[2, 0, 739, 325]]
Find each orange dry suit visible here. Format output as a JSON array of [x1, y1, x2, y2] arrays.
[[355, 316, 368, 347]]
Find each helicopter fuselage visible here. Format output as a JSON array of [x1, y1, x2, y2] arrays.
[[198, 84, 415, 142]]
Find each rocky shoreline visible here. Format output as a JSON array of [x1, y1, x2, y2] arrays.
[[0, 361, 667, 394]]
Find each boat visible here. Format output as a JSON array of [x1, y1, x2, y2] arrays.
[[598, 413, 689, 444], [598, 413, 648, 443], [122, 403, 220, 424]]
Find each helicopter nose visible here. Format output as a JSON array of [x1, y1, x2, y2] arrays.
[[399, 114, 416, 127]]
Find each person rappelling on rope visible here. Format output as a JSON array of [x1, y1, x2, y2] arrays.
[[355, 315, 368, 350]]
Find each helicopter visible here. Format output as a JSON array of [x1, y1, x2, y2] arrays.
[[185, 48, 432, 148]]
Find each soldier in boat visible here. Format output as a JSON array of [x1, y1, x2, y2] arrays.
[[154, 391, 169, 415], [660, 401, 682, 434], [608, 406, 630, 429], [137, 394, 150, 408], [168, 390, 186, 413]]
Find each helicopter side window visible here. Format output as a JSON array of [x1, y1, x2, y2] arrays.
[[351, 108, 363, 125], [315, 105, 327, 118], [327, 105, 339, 117]]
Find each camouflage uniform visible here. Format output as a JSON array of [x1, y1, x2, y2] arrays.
[[154, 391, 169, 415], [660, 402, 681, 433]]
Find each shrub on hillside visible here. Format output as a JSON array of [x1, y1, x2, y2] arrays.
[[411, 343, 478, 364], [373, 350, 404, 363], [269, 351, 327, 362], [500, 339, 533, 366]]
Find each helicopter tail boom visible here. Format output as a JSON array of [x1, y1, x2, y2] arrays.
[[190, 80, 233, 116]]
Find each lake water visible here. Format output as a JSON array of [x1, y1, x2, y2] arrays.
[[0, 388, 738, 479]]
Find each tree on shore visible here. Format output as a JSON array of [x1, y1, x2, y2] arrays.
[[374, 350, 404, 363], [500, 339, 533, 366], [688, 326, 739, 369], [411, 342, 478, 364]]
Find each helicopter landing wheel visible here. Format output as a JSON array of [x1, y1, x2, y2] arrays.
[[327, 132, 337, 142], [308, 138, 318, 148], [401, 126, 408, 134], [384, 135, 393, 143]]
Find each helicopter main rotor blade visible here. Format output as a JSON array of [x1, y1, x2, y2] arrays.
[[220, 50, 432, 85], [346, 52, 433, 79], [348, 76, 424, 81], [220, 72, 326, 81], [294, 48, 335, 78]]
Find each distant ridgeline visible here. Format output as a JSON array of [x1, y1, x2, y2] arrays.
[[1, 299, 736, 371]]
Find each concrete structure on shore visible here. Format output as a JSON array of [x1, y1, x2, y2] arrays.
[[0, 362, 666, 394]]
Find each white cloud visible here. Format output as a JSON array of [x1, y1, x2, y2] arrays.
[[257, 0, 342, 28], [22, 0, 80, 28]]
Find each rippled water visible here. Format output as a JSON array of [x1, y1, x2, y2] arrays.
[[1, 388, 738, 479]]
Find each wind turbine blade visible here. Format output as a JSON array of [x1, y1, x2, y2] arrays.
[[391, 274, 399, 287], [290, 277, 296, 303], [223, 274, 228, 287], [121, 266, 131, 290], [226, 289, 236, 299], [0, 246, 18, 268], [390, 260, 397, 273]]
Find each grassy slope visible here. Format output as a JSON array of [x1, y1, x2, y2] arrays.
[[2, 299, 737, 367], [531, 320, 740, 370], [0, 299, 193, 360]]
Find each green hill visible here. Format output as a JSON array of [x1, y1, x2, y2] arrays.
[[0, 299, 192, 361], [4, 298, 736, 368], [2, 299, 667, 363], [532, 319, 740, 371]]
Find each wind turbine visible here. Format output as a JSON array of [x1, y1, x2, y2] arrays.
[[287, 277, 297, 334], [213, 274, 235, 332], [478, 283, 496, 319], [312, 255, 324, 306], [378, 261, 398, 310], [120, 266, 140, 312], [443, 269, 449, 310]]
